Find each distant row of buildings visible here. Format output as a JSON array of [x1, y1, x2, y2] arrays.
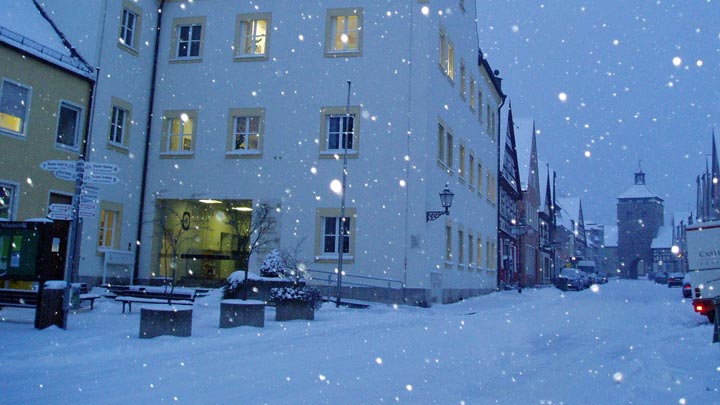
[[1, 0, 605, 304]]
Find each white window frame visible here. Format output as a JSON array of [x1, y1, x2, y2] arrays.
[[0, 78, 31, 138], [319, 106, 360, 157], [118, 1, 142, 53], [55, 100, 83, 151], [227, 108, 264, 156], [325, 8, 363, 57], [161, 110, 197, 156], [315, 207, 356, 262], [98, 205, 121, 249], [170, 17, 206, 62], [439, 27, 454, 80], [235, 13, 271, 61]]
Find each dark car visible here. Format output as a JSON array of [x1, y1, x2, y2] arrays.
[[667, 272, 684, 288], [654, 272, 668, 284], [682, 280, 693, 298]]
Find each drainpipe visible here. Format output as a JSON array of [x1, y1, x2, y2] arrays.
[[134, 0, 165, 283], [496, 89, 506, 291]]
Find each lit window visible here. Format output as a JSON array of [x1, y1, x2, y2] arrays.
[[439, 28, 454, 80], [236, 14, 270, 60], [162, 111, 196, 154], [325, 8, 363, 57], [0, 79, 31, 136], [98, 208, 118, 248], [56, 101, 82, 150]]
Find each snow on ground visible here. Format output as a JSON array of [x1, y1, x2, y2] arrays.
[[0, 279, 718, 404]]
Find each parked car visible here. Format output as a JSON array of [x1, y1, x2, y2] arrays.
[[682, 278, 693, 298], [654, 272, 668, 284], [556, 268, 584, 291], [667, 272, 684, 288]]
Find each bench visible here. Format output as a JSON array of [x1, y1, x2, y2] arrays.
[[74, 283, 101, 310], [114, 289, 197, 313], [0, 288, 39, 309]]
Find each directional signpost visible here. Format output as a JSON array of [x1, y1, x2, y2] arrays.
[[40, 159, 121, 284]]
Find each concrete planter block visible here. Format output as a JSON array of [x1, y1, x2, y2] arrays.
[[220, 299, 265, 328], [275, 300, 314, 321], [139, 307, 192, 339]]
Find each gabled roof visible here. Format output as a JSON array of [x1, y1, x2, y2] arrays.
[[0, 1, 94, 79]]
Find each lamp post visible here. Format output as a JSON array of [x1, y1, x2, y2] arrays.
[[426, 186, 454, 222], [336, 81, 352, 308]]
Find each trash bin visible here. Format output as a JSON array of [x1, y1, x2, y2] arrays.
[[69, 283, 82, 310], [35, 280, 68, 330]]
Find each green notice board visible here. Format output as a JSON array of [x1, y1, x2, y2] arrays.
[[0, 222, 43, 280]]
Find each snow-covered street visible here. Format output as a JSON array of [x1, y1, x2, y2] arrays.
[[1, 279, 718, 404]]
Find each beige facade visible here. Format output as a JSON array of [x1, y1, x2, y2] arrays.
[[0, 44, 92, 220]]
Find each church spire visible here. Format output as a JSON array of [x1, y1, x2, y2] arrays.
[[634, 160, 645, 185]]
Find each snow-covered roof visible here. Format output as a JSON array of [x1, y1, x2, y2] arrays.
[[557, 197, 580, 224], [651, 225, 673, 249], [617, 183, 662, 200], [0, 1, 93, 78]]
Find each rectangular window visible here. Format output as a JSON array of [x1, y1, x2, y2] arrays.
[[468, 233, 474, 269], [170, 17, 206, 61], [459, 144, 465, 181], [315, 207, 356, 262], [118, 0, 142, 53], [161, 110, 197, 155], [320, 106, 360, 156], [235, 13, 270, 60], [56, 101, 82, 150], [445, 223, 452, 263], [109, 106, 127, 145], [476, 236, 483, 270], [486, 239, 492, 269], [478, 91, 484, 123], [0, 182, 17, 220], [458, 229, 464, 267], [229, 109, 264, 154], [469, 78, 476, 111], [439, 28, 454, 80], [437, 123, 445, 165], [477, 161, 484, 194], [98, 208, 118, 248], [325, 8, 363, 57], [469, 153, 475, 189], [0, 79, 31, 136], [446, 131, 453, 170]]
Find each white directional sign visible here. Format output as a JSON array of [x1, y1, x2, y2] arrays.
[[84, 173, 119, 184], [79, 202, 97, 211], [48, 210, 74, 221], [84, 162, 120, 174], [49, 203, 73, 213], [40, 160, 76, 172]]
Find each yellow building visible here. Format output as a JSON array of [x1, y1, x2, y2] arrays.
[[0, 2, 94, 286]]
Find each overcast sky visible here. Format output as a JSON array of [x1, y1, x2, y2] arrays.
[[478, 1, 720, 227]]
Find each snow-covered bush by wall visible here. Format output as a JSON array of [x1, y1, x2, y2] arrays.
[[269, 286, 322, 310]]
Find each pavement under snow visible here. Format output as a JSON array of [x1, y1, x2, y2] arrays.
[[1, 279, 718, 404]]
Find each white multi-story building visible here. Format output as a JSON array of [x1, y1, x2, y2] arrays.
[[47, 0, 505, 305]]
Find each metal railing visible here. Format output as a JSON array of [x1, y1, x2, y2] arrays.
[[302, 269, 403, 306]]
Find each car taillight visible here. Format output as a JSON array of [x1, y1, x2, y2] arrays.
[[695, 304, 704, 312]]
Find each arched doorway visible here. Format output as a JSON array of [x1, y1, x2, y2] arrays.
[[628, 258, 641, 279]]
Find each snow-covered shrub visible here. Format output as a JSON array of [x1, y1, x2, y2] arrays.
[[269, 286, 322, 310], [259, 249, 287, 278], [223, 270, 263, 299]]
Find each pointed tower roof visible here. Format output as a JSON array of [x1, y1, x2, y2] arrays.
[[500, 102, 522, 196], [617, 162, 663, 201]]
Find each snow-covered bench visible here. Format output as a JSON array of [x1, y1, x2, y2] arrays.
[[114, 289, 197, 313]]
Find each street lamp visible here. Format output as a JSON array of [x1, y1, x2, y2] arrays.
[[426, 186, 454, 222]]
